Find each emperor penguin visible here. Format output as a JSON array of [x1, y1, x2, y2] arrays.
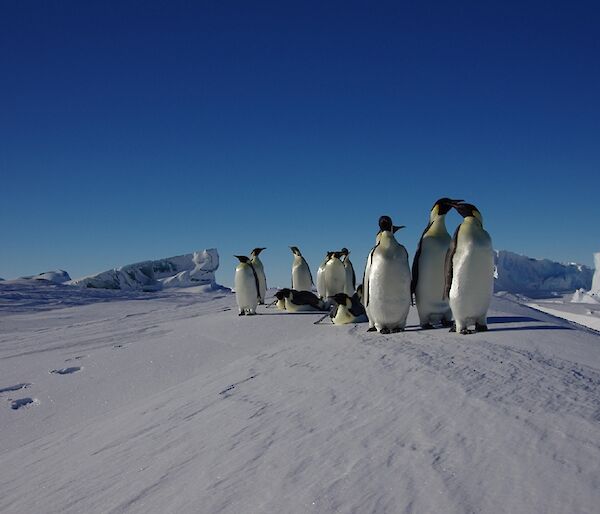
[[340, 248, 356, 296], [323, 251, 346, 298], [274, 288, 327, 312], [290, 246, 314, 291], [249, 247, 267, 304], [317, 251, 334, 299], [444, 203, 494, 334], [330, 292, 367, 325], [234, 256, 260, 316], [411, 198, 463, 328], [363, 216, 411, 333]]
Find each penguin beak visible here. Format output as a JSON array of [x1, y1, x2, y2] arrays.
[[392, 225, 406, 233]]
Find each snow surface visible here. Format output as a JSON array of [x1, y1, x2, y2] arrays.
[[494, 250, 593, 296], [1, 282, 600, 513]]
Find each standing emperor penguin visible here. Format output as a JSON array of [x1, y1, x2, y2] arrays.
[[317, 251, 334, 299], [290, 246, 314, 291], [341, 248, 356, 296], [323, 251, 346, 298], [363, 216, 411, 333], [249, 247, 267, 304], [411, 198, 463, 328], [234, 256, 260, 316], [444, 203, 494, 334]]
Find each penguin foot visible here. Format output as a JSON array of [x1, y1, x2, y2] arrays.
[[459, 328, 475, 335], [475, 323, 488, 332], [380, 327, 391, 334], [391, 327, 404, 333], [420, 323, 434, 330], [448, 323, 456, 333], [367, 327, 377, 332], [441, 319, 454, 328], [238, 312, 245, 316]]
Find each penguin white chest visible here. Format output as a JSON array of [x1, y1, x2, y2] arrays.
[[416, 234, 451, 319], [366, 242, 411, 330], [324, 259, 346, 297], [449, 224, 494, 326], [235, 266, 258, 314]]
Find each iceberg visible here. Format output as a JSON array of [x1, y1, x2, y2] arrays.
[[494, 250, 593, 296], [70, 249, 220, 291]]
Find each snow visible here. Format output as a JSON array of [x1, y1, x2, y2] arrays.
[[69, 249, 220, 291], [494, 250, 593, 296], [2, 281, 600, 513]]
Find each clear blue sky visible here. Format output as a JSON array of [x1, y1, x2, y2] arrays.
[[1, 1, 599, 287]]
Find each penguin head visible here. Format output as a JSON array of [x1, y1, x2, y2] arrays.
[[332, 293, 352, 308], [290, 246, 302, 256], [378, 215, 393, 232], [234, 255, 250, 264], [454, 203, 483, 223], [332, 251, 344, 260], [275, 288, 292, 300], [432, 198, 464, 217], [250, 247, 266, 257], [356, 284, 363, 301]]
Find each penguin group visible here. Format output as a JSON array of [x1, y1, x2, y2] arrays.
[[233, 198, 494, 335]]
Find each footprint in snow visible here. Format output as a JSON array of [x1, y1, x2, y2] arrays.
[[10, 397, 39, 410], [50, 366, 82, 375], [113, 344, 125, 349], [65, 355, 86, 362], [0, 383, 31, 394]]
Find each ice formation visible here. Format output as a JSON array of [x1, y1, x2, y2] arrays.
[[19, 270, 71, 284], [592, 252, 600, 295], [494, 250, 593, 296], [70, 249, 220, 291]]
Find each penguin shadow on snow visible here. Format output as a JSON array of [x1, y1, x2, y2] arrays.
[[484, 316, 573, 333], [49, 366, 82, 375]]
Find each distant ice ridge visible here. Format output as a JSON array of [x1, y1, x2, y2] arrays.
[[70, 249, 220, 291], [494, 250, 593, 296], [592, 252, 600, 294], [19, 270, 71, 284]]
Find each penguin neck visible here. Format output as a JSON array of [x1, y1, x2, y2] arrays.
[[463, 216, 483, 229], [378, 231, 398, 249], [427, 213, 449, 236]]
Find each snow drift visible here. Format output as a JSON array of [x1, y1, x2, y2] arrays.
[[70, 249, 220, 291], [494, 250, 593, 296]]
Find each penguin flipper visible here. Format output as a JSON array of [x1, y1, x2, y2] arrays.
[[411, 221, 433, 297], [444, 225, 461, 299], [248, 263, 261, 301], [302, 257, 314, 286], [363, 245, 378, 307]]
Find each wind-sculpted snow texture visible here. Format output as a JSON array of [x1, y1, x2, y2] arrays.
[[494, 250, 593, 296], [69, 249, 219, 291], [1, 284, 600, 513]]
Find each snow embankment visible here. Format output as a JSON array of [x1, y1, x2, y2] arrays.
[[70, 249, 220, 291], [494, 250, 593, 296]]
